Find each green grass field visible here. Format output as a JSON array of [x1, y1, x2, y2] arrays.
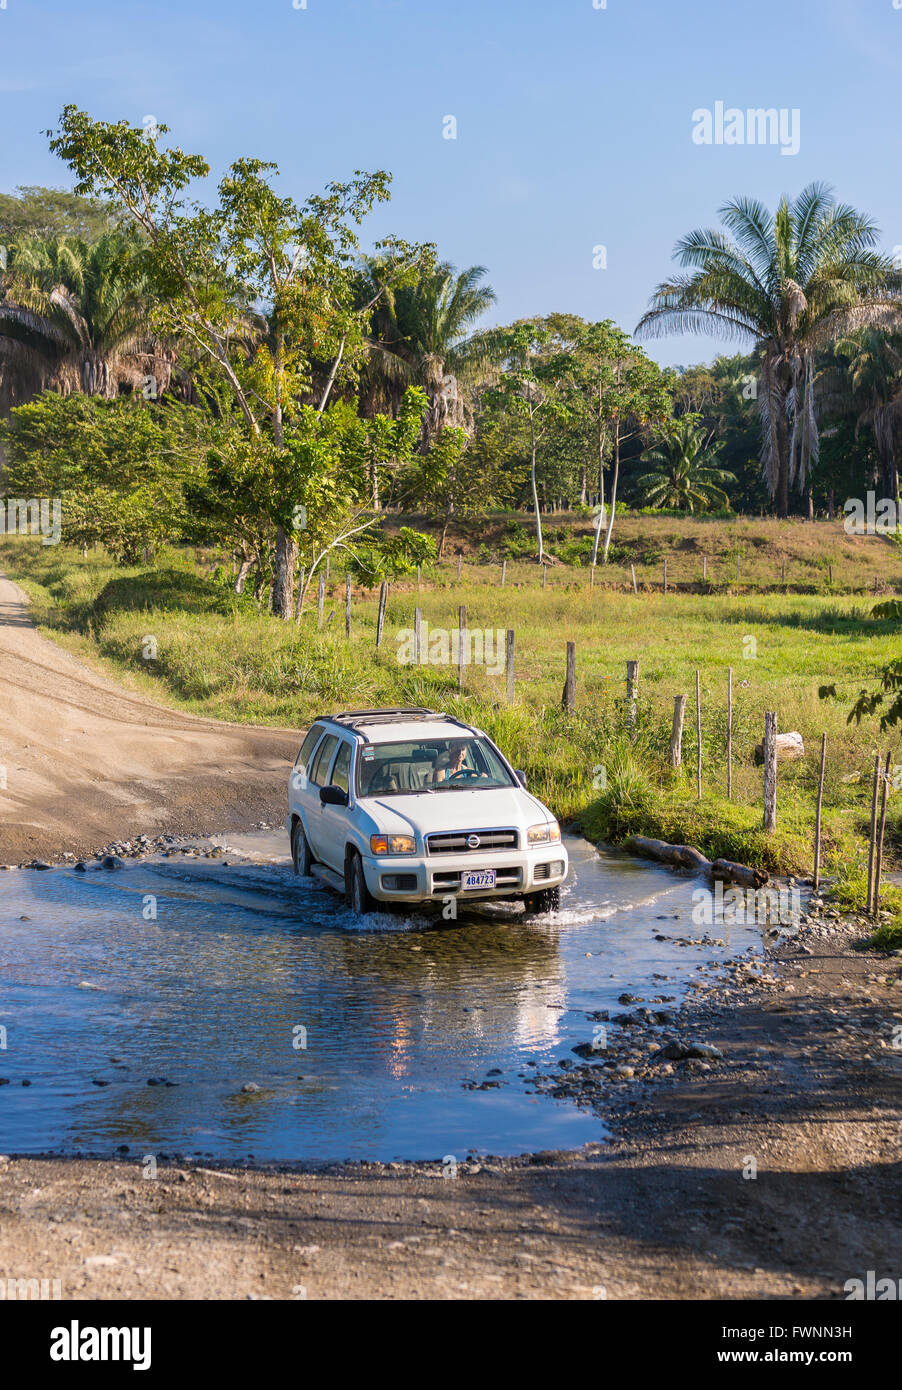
[[4, 519, 902, 946]]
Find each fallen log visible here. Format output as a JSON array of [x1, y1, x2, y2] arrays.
[[710, 857, 769, 890], [622, 834, 769, 887]]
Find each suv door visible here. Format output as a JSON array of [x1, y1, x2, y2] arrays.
[[290, 724, 325, 821], [317, 738, 354, 872], [304, 733, 339, 859]]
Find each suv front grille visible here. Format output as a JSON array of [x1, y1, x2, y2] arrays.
[[425, 828, 519, 855]]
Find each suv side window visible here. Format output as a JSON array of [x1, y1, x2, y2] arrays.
[[331, 741, 352, 794], [308, 734, 339, 787], [294, 724, 324, 784]]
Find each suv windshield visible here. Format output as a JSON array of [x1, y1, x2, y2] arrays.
[[357, 737, 515, 797]]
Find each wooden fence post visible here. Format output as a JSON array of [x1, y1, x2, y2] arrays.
[[416, 564, 421, 590], [458, 604, 467, 690], [501, 559, 507, 587], [295, 566, 306, 623], [506, 629, 515, 705], [763, 712, 778, 831], [375, 581, 388, 648], [563, 641, 576, 713], [670, 694, 687, 770], [317, 576, 325, 629], [867, 752, 881, 911], [457, 554, 462, 581], [874, 751, 892, 914], [345, 574, 351, 638], [781, 555, 786, 585], [696, 670, 702, 799], [727, 666, 733, 800], [702, 554, 707, 581], [542, 565, 547, 589], [630, 563, 638, 595], [414, 607, 422, 666], [813, 732, 826, 888], [663, 557, 668, 594], [736, 555, 741, 584], [626, 660, 639, 730]]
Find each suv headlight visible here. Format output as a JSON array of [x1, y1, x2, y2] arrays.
[[527, 822, 561, 846], [370, 834, 416, 855]]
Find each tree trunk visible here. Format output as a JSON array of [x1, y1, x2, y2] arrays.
[[234, 554, 252, 595], [438, 509, 452, 559], [777, 409, 789, 518], [271, 527, 297, 619], [601, 418, 621, 563], [597, 389, 606, 514], [529, 404, 544, 561]]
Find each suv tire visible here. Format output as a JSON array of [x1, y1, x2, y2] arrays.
[[291, 819, 313, 876], [346, 849, 378, 914], [523, 886, 560, 914]]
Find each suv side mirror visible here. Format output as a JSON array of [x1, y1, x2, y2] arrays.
[[515, 769, 528, 788], [320, 784, 349, 807]]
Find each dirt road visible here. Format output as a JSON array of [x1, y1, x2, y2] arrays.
[[0, 575, 299, 864]]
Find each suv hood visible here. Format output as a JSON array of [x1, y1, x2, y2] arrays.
[[359, 785, 553, 838]]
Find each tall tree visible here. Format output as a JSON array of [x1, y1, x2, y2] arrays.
[[486, 322, 573, 562], [1, 232, 161, 402], [0, 185, 118, 243], [638, 415, 737, 512], [360, 259, 496, 440], [637, 183, 902, 516], [48, 106, 429, 617]]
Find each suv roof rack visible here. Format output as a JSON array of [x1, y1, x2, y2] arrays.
[[319, 706, 446, 732]]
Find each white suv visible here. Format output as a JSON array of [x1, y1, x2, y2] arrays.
[[286, 707, 568, 915]]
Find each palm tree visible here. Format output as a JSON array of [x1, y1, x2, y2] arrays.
[[359, 259, 497, 440], [637, 184, 902, 516], [639, 418, 737, 512], [0, 232, 166, 407]]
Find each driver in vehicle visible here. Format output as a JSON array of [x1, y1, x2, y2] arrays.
[[435, 739, 469, 783]]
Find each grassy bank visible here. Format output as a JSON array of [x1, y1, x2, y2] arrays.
[[3, 531, 901, 945], [396, 510, 902, 596]]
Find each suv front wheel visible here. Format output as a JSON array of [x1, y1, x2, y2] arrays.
[[346, 849, 378, 914], [523, 886, 560, 914], [291, 819, 313, 876]]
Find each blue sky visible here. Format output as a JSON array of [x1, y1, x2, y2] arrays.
[[2, 0, 901, 366]]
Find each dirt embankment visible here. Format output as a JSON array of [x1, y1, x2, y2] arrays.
[[0, 575, 300, 864]]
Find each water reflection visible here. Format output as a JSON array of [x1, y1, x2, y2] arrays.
[[0, 837, 761, 1161]]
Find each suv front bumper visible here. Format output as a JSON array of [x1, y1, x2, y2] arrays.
[[362, 847, 569, 903]]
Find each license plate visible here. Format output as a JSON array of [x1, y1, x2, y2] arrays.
[[462, 869, 495, 891]]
